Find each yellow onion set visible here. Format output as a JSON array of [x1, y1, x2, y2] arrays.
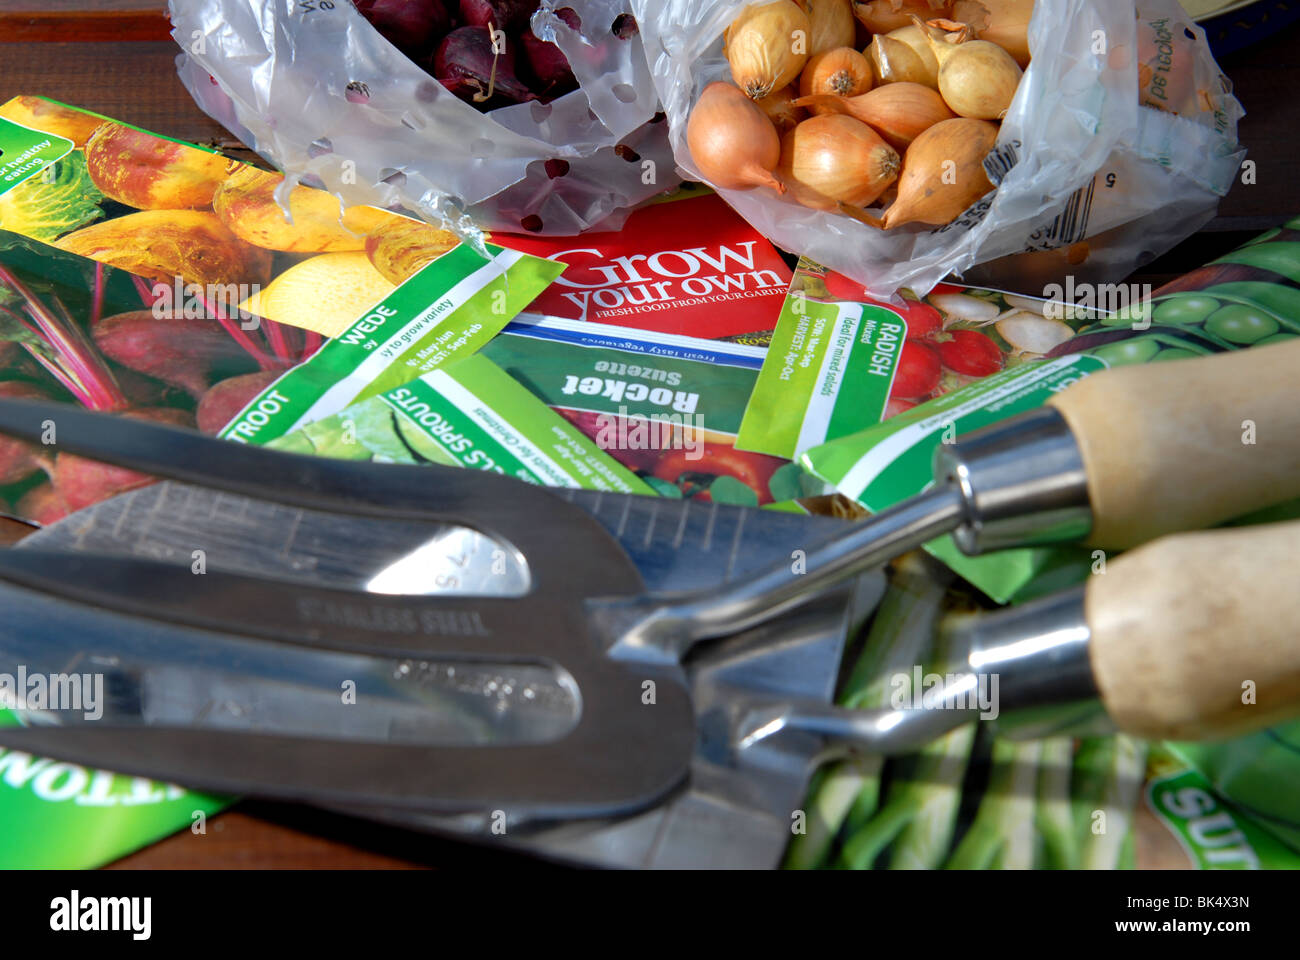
[[686, 0, 1033, 230]]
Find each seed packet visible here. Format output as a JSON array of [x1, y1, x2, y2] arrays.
[[794, 559, 1298, 871], [795, 225, 1300, 863], [478, 315, 817, 506], [800, 223, 1300, 604], [0, 229, 242, 862], [1162, 727, 1300, 858], [498, 188, 793, 339], [0, 96, 569, 868], [0, 117, 76, 208], [735, 296, 906, 461], [0, 711, 227, 869], [735, 260, 1097, 461], [267, 353, 653, 496], [790, 563, 1149, 871], [0, 231, 259, 521], [0, 96, 567, 451], [216, 244, 562, 444], [0, 96, 563, 341], [1145, 755, 1300, 867]]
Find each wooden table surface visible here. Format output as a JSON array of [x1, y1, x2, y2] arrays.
[[2, 3, 1294, 871], [0, 0, 172, 41]]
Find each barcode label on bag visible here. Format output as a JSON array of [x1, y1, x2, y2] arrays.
[[982, 139, 1021, 184], [1024, 178, 1097, 251], [1047, 179, 1095, 244]]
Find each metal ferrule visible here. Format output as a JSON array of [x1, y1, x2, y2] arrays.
[[957, 585, 1114, 741], [934, 406, 1094, 555]]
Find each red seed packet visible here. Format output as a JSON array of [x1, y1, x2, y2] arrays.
[[497, 190, 793, 340]]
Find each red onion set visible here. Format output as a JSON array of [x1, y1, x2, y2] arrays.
[[352, 0, 585, 109]]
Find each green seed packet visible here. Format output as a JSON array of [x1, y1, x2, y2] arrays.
[[270, 353, 654, 496], [0, 711, 227, 868], [736, 290, 906, 460], [1146, 761, 1300, 867], [219, 245, 565, 444], [799, 328, 1266, 605]]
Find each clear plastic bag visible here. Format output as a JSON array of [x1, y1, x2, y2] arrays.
[[633, 0, 1246, 297], [170, 0, 678, 239]]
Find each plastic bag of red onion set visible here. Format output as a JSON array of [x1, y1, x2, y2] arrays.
[[169, 0, 677, 240]]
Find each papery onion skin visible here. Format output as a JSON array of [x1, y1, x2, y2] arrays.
[[881, 116, 997, 228], [355, 0, 453, 60], [757, 85, 808, 136], [852, 0, 951, 34], [778, 114, 900, 210], [793, 81, 955, 150], [935, 39, 1023, 118], [910, 16, 1023, 119], [435, 25, 537, 105], [950, 0, 1034, 67], [867, 33, 938, 88], [799, 0, 858, 55], [687, 81, 787, 193], [458, 0, 535, 33], [522, 28, 578, 101], [799, 47, 874, 104], [726, 0, 813, 100], [884, 25, 941, 79]]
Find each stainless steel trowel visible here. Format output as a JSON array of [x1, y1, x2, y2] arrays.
[[0, 340, 1297, 866]]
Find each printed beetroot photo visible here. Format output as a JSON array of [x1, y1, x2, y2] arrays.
[[0, 0, 1296, 929]]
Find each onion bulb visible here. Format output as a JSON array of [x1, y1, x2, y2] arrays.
[[866, 33, 938, 88], [799, 47, 873, 103], [793, 82, 954, 150], [687, 81, 787, 193], [914, 16, 1022, 119], [799, 0, 857, 55], [778, 114, 900, 210], [757, 85, 807, 136], [885, 25, 942, 80], [852, 0, 951, 34], [726, 1, 812, 100], [878, 116, 997, 228], [950, 0, 1033, 67]]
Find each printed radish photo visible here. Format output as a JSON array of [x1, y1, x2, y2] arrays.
[[791, 260, 1088, 407]]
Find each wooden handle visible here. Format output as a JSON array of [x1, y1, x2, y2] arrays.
[[1047, 339, 1300, 550], [1087, 520, 1300, 741]]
